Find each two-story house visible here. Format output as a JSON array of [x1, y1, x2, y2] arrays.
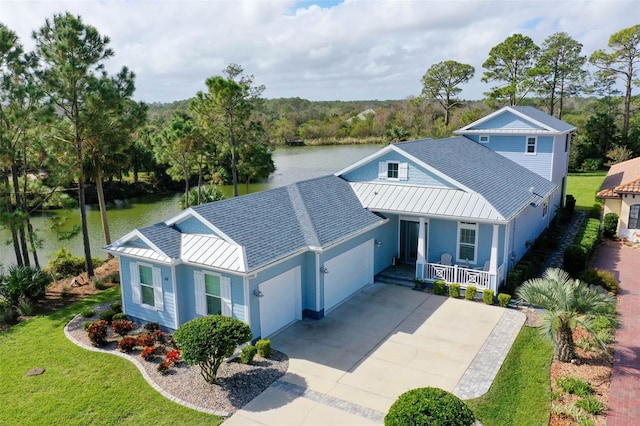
[[105, 106, 575, 339]]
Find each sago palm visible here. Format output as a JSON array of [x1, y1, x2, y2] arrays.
[[516, 268, 617, 362]]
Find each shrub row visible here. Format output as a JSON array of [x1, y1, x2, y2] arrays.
[[564, 217, 601, 277]]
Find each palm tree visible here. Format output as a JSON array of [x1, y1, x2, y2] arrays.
[[516, 268, 617, 362]]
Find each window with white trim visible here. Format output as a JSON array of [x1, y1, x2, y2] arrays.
[[457, 222, 478, 264], [194, 271, 232, 316], [130, 262, 164, 311], [378, 161, 408, 181], [479, 135, 490, 143], [629, 204, 640, 229], [387, 162, 399, 179], [526, 136, 537, 154]]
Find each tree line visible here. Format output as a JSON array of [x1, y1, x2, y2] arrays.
[[1, 13, 639, 275]]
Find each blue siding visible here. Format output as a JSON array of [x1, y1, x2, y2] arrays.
[[175, 216, 215, 234], [478, 135, 553, 180], [471, 111, 545, 130], [427, 218, 458, 263], [342, 152, 454, 188], [119, 256, 176, 330], [510, 203, 548, 263], [550, 134, 570, 187]]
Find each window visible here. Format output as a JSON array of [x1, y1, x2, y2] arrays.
[[629, 204, 640, 229], [205, 274, 222, 315], [526, 137, 537, 154], [130, 262, 163, 311], [139, 265, 155, 306], [387, 162, 399, 179], [457, 222, 478, 263], [543, 200, 548, 218], [479, 135, 490, 143], [194, 271, 232, 316], [564, 134, 570, 152]]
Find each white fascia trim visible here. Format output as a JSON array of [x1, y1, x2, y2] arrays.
[[308, 217, 390, 253], [102, 250, 173, 265], [455, 106, 575, 134], [368, 208, 507, 225], [166, 209, 239, 246], [171, 265, 179, 329], [335, 144, 396, 176]]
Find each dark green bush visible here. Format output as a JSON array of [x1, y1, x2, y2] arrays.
[[563, 244, 588, 277], [449, 283, 461, 298], [0, 302, 17, 325], [505, 269, 525, 295], [112, 312, 128, 321], [497, 293, 511, 308], [240, 345, 257, 364], [588, 203, 602, 219], [565, 194, 576, 217], [384, 387, 475, 426], [174, 315, 252, 384], [81, 308, 96, 318], [99, 309, 116, 323], [110, 302, 122, 313], [46, 247, 104, 279], [0, 265, 52, 306], [603, 213, 619, 238], [464, 286, 477, 301], [578, 268, 619, 294], [433, 280, 446, 296], [482, 289, 494, 305], [256, 339, 271, 358]]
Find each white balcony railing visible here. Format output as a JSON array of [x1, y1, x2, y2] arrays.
[[423, 262, 495, 290]]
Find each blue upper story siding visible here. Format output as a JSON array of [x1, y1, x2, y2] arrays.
[[467, 135, 553, 180], [471, 111, 546, 130], [175, 216, 215, 235], [342, 151, 455, 188]]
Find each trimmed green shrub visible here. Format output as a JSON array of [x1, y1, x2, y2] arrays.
[[45, 247, 104, 279], [563, 244, 588, 277], [81, 308, 96, 318], [384, 387, 475, 426], [578, 268, 619, 294], [110, 302, 122, 313], [464, 286, 477, 301], [449, 283, 461, 298], [87, 320, 109, 347], [497, 293, 511, 308], [240, 345, 257, 364], [112, 312, 128, 321], [256, 339, 271, 358], [482, 289, 494, 305], [433, 280, 446, 296], [576, 395, 605, 415], [99, 309, 116, 323], [588, 203, 602, 219], [565, 194, 576, 216], [173, 315, 252, 384], [505, 269, 525, 295], [603, 213, 619, 238], [556, 376, 593, 396]]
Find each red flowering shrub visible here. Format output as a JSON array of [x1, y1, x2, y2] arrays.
[[87, 320, 109, 347], [137, 333, 155, 347], [118, 336, 137, 353], [111, 319, 134, 337], [141, 346, 155, 361], [166, 349, 182, 364], [157, 361, 171, 374], [152, 330, 166, 344]]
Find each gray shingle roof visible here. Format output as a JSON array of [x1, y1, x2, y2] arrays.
[[138, 223, 182, 259], [395, 136, 557, 220], [191, 175, 384, 270], [510, 106, 576, 132]]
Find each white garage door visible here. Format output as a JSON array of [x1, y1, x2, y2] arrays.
[[259, 266, 301, 338], [324, 239, 374, 311]]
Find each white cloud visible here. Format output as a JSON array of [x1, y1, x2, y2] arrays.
[[3, 0, 638, 102]]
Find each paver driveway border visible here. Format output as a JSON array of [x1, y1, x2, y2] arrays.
[[226, 283, 525, 425]]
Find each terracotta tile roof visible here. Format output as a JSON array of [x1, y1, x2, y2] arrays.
[[597, 157, 640, 198]]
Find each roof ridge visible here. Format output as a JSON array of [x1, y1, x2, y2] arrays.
[[287, 183, 322, 248]]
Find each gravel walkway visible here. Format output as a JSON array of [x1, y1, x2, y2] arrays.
[[64, 304, 288, 417]]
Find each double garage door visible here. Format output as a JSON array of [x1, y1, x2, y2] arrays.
[[324, 239, 374, 312]]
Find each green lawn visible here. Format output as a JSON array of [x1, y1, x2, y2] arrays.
[[0, 288, 222, 426], [567, 171, 607, 211], [466, 326, 554, 426]]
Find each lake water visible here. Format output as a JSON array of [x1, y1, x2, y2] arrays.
[[0, 144, 382, 267]]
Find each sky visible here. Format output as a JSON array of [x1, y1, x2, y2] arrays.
[[2, 0, 638, 103]]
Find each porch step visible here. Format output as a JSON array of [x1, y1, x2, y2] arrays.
[[375, 273, 416, 288]]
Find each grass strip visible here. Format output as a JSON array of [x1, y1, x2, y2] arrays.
[[466, 326, 553, 426], [567, 172, 607, 211], [0, 288, 222, 425]]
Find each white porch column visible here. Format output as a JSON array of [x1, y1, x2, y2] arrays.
[[490, 224, 499, 291], [416, 217, 426, 280]]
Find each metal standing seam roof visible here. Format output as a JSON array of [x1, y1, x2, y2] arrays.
[[105, 175, 386, 272], [394, 136, 557, 220]]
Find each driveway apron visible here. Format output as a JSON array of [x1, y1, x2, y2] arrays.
[[226, 283, 524, 425]]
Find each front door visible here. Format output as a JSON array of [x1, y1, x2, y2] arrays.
[[400, 219, 427, 263]]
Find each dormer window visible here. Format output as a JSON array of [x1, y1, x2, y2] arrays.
[[378, 161, 409, 181], [526, 137, 537, 154], [387, 162, 399, 179], [479, 135, 490, 143]]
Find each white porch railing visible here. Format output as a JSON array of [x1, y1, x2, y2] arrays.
[[423, 262, 498, 290]]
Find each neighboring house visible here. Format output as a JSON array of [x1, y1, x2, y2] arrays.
[[597, 156, 640, 242], [105, 106, 574, 339]]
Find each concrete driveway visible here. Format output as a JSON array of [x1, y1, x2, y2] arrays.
[[226, 283, 524, 425]]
